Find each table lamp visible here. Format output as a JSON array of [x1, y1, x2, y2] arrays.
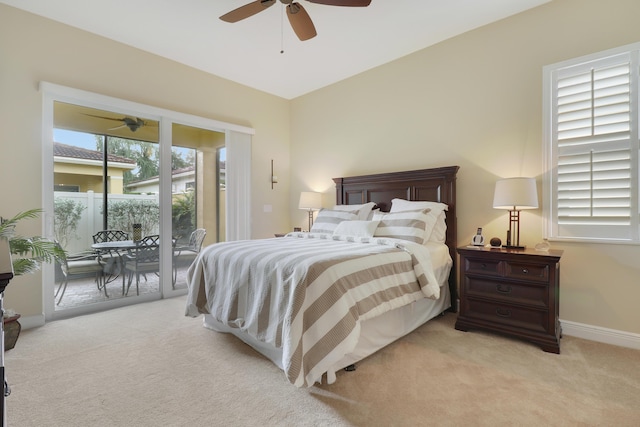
[[493, 177, 538, 249], [298, 191, 322, 232]]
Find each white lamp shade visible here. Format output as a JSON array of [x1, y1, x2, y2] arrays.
[[298, 191, 322, 210], [493, 177, 539, 210]]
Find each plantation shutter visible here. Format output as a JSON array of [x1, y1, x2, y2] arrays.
[[548, 50, 639, 241]]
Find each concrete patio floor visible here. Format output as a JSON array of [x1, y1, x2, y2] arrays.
[[54, 263, 190, 310]]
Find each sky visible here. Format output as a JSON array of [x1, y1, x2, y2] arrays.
[[54, 129, 96, 150]]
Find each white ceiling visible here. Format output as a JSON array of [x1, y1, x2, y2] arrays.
[[2, 0, 550, 99]]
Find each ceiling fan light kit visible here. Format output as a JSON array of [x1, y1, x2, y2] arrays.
[[219, 0, 371, 41]]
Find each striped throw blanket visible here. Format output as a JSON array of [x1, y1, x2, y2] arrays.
[[185, 233, 441, 387]]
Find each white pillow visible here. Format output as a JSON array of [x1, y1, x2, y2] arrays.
[[333, 202, 377, 221], [390, 199, 448, 214], [390, 199, 448, 243], [372, 209, 431, 244], [310, 209, 359, 234], [333, 220, 380, 238], [428, 211, 447, 243]]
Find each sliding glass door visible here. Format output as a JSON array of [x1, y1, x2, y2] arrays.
[[52, 103, 163, 311], [41, 84, 248, 321], [170, 123, 226, 290]]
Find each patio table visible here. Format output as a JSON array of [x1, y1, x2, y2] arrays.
[[91, 240, 138, 295], [91, 239, 176, 293]]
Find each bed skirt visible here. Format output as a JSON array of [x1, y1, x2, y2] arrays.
[[202, 286, 451, 384]]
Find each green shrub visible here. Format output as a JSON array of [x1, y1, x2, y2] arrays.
[[106, 199, 159, 237], [54, 198, 85, 249]]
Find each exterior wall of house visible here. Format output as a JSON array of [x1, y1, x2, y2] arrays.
[[54, 172, 102, 193], [171, 174, 194, 194], [126, 171, 196, 194], [0, 4, 291, 318], [54, 161, 130, 193], [290, 0, 640, 336]]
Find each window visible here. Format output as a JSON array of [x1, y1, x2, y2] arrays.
[[543, 43, 640, 243], [54, 184, 79, 192]]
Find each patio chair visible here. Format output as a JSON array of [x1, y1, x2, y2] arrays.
[[123, 235, 160, 296], [172, 228, 206, 287], [54, 241, 103, 305], [92, 229, 129, 244], [92, 229, 129, 296]]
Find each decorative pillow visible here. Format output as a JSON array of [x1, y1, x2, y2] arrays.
[[333, 220, 380, 238], [390, 199, 448, 242], [333, 202, 377, 221], [372, 208, 431, 244], [310, 209, 359, 234]]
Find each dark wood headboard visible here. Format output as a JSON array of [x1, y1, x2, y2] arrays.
[[333, 165, 459, 310]]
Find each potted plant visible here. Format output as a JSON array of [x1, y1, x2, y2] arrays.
[[0, 208, 66, 349]]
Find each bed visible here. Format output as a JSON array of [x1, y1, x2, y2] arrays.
[[185, 166, 459, 387]]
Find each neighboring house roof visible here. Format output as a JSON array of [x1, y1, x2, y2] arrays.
[[171, 166, 195, 176], [126, 161, 226, 188], [126, 166, 194, 188], [54, 141, 136, 165]]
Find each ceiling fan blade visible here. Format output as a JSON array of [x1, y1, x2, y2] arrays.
[[305, 0, 371, 6], [219, 0, 276, 23], [83, 113, 123, 123], [287, 3, 317, 41]]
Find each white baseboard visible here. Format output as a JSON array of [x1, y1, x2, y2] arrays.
[[15, 314, 45, 330], [16, 313, 640, 351], [561, 319, 640, 350]]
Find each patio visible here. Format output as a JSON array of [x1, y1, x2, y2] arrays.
[[54, 261, 191, 310]]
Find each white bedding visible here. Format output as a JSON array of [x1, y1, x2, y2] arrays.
[[185, 234, 452, 387]]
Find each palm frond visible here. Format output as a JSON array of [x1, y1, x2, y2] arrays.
[[0, 209, 42, 238], [11, 258, 40, 276], [1, 208, 66, 276]]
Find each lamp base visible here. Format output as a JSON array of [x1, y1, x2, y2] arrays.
[[502, 245, 526, 250]]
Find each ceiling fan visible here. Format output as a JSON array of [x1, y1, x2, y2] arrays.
[[219, 0, 372, 41], [83, 114, 153, 132]]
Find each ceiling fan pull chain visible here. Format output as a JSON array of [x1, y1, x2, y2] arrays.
[[280, 3, 285, 53]]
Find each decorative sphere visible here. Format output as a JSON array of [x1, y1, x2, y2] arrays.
[[490, 237, 502, 247]]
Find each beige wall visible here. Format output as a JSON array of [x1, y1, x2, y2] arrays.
[[0, 4, 291, 317], [290, 0, 640, 335]]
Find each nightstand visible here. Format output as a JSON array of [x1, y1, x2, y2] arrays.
[[455, 246, 563, 353]]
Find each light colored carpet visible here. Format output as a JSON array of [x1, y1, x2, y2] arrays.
[[5, 296, 640, 426]]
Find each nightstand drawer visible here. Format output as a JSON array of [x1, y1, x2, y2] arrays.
[[463, 299, 549, 334], [504, 261, 549, 284], [464, 278, 549, 308], [463, 257, 501, 277]]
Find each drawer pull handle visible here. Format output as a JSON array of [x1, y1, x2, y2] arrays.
[[496, 308, 511, 318], [522, 268, 529, 274], [496, 284, 512, 294], [481, 263, 487, 269]]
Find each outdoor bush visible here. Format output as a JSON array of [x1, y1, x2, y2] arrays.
[[54, 198, 85, 248], [106, 199, 159, 237], [172, 191, 195, 243]]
